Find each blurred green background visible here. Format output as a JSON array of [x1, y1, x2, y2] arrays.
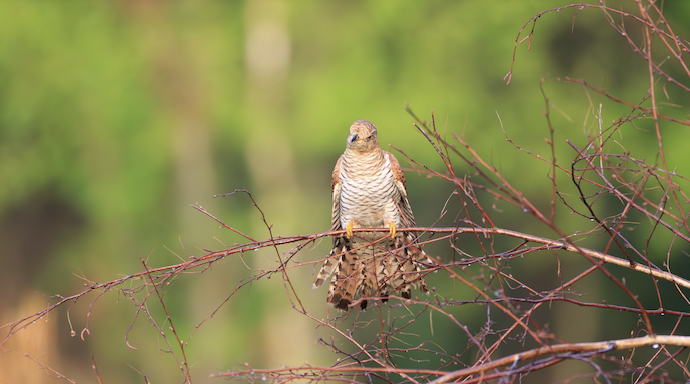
[[1, 0, 689, 383]]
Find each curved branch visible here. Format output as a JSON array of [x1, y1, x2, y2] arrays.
[[429, 334, 689, 383]]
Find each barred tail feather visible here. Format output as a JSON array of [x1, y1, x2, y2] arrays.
[[313, 237, 349, 288], [328, 251, 360, 310], [316, 233, 432, 311]]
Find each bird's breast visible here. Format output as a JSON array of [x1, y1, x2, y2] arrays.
[[339, 154, 401, 230]]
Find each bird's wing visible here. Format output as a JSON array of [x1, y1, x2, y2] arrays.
[[330, 155, 343, 232], [385, 151, 416, 228], [313, 155, 345, 290]]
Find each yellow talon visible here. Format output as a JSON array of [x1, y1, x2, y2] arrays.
[[388, 221, 397, 238], [346, 221, 355, 238]]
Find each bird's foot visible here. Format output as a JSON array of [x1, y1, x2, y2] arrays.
[[388, 221, 397, 238], [346, 221, 356, 238]]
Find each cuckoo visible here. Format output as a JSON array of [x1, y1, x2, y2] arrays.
[[313, 120, 430, 310]]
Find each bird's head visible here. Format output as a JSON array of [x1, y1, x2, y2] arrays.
[[346, 120, 379, 153]]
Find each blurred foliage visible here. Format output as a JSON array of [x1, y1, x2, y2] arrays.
[[0, 0, 688, 383]]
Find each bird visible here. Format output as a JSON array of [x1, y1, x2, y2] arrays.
[[313, 120, 430, 310]]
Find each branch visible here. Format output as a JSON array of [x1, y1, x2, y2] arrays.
[[429, 335, 689, 383]]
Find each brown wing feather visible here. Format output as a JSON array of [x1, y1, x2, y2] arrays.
[[313, 155, 344, 289], [384, 151, 416, 228], [330, 155, 343, 231]]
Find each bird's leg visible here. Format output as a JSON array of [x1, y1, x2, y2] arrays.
[[346, 221, 356, 238], [388, 221, 397, 238]]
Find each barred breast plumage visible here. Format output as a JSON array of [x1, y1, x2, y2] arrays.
[[313, 120, 430, 310]]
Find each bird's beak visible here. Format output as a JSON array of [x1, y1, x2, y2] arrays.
[[349, 134, 359, 143]]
